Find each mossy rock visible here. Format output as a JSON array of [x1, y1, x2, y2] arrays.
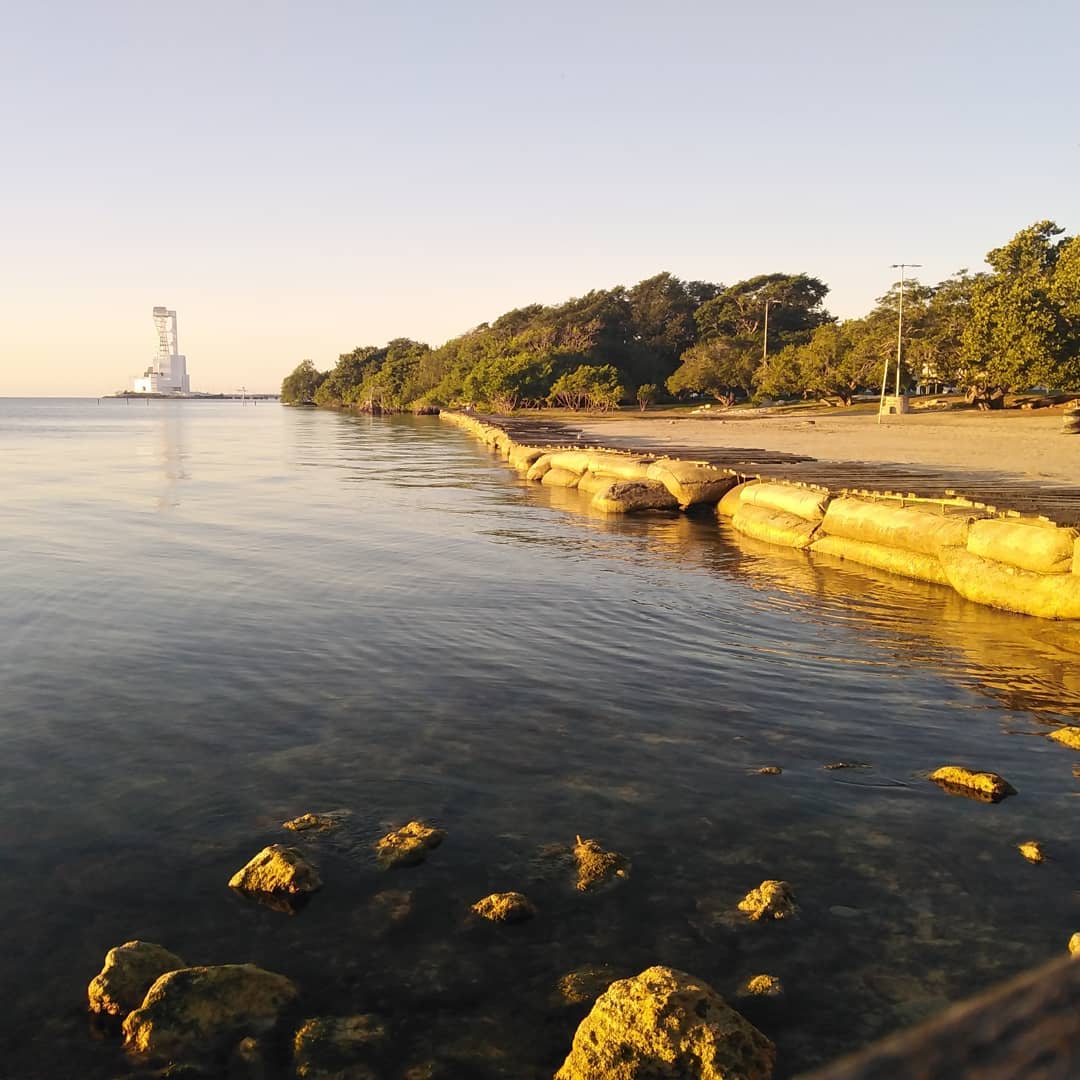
[[229, 845, 322, 895], [573, 836, 630, 892], [293, 1014, 387, 1079], [374, 821, 446, 868], [738, 880, 796, 922], [555, 965, 774, 1080], [122, 964, 298, 1058], [928, 766, 1016, 803], [1048, 726, 1080, 750], [88, 940, 186, 1018], [470, 892, 536, 923], [740, 974, 784, 998], [282, 812, 343, 832]]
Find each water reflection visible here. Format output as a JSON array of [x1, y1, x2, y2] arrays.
[[156, 408, 189, 510]]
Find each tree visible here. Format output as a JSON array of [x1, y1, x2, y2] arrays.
[[768, 322, 879, 406], [280, 360, 326, 404], [695, 273, 832, 351], [667, 339, 757, 405], [636, 383, 658, 411], [963, 221, 1079, 392], [548, 364, 624, 411]]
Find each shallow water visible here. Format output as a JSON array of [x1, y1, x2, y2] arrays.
[[1, 399, 1077, 1079]]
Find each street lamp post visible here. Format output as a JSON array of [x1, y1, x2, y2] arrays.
[[878, 262, 921, 421]]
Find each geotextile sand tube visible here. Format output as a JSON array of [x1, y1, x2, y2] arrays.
[[440, 411, 1080, 620]]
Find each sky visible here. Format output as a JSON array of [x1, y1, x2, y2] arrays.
[[1, 0, 1077, 395]]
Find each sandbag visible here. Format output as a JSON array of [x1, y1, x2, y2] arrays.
[[1075, 537, 1080, 575], [732, 504, 821, 549], [740, 482, 830, 522], [940, 547, 1080, 619], [811, 534, 950, 586], [717, 481, 757, 519], [966, 518, 1078, 575], [547, 450, 594, 475], [820, 498, 974, 556], [576, 470, 614, 495], [541, 467, 581, 489], [525, 455, 554, 481], [646, 459, 738, 508], [585, 452, 654, 482], [591, 480, 679, 514], [508, 444, 549, 472]]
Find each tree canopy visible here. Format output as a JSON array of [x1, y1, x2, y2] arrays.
[[280, 220, 1080, 410]]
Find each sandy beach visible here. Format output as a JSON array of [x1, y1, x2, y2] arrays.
[[571, 407, 1080, 489]]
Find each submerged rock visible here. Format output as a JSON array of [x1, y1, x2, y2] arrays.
[[573, 835, 630, 891], [1048, 726, 1080, 750], [740, 974, 784, 998], [928, 766, 1016, 802], [1018, 840, 1045, 864], [554, 965, 774, 1080], [88, 940, 186, 1018], [738, 880, 796, 922], [282, 812, 342, 832], [293, 1014, 388, 1079], [228, 845, 322, 896], [374, 821, 446, 868], [470, 892, 536, 923], [122, 964, 298, 1058], [823, 761, 872, 770], [554, 965, 619, 1006], [755, 766, 783, 775]]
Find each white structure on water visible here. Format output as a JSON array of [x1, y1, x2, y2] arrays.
[[133, 306, 191, 394]]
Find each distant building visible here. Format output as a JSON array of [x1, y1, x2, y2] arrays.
[[133, 307, 191, 394]]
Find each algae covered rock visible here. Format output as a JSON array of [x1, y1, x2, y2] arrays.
[[470, 891, 536, 923], [554, 965, 774, 1080], [741, 974, 784, 998], [282, 812, 341, 832], [1048, 726, 1080, 750], [928, 766, 1016, 802], [293, 1014, 387, 1079], [738, 880, 796, 922], [374, 821, 446, 868], [122, 964, 298, 1057], [555, 965, 619, 1006], [1018, 840, 1045, 864], [229, 845, 322, 896], [88, 940, 186, 1017], [573, 835, 630, 891]]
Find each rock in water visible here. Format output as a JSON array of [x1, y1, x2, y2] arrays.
[[928, 766, 1016, 802], [738, 880, 796, 921], [228, 845, 322, 895], [122, 964, 298, 1057], [741, 974, 784, 997], [282, 812, 341, 832], [1018, 840, 1045, 864], [292, 1014, 387, 1079], [1069, 933, 1080, 957], [1048, 727, 1080, 750], [555, 965, 774, 1080], [374, 821, 446, 868], [573, 835, 630, 891], [88, 941, 186, 1017], [470, 892, 536, 923]]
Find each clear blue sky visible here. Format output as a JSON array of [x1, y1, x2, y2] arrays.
[[2, 0, 1077, 394]]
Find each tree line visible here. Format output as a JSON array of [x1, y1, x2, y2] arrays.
[[281, 220, 1080, 411]]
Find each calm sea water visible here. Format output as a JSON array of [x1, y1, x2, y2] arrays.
[[1, 398, 1078, 1079]]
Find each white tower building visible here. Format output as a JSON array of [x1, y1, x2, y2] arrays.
[[133, 306, 191, 394]]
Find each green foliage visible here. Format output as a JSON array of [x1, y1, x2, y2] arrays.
[[636, 383, 658, 411], [667, 339, 757, 403], [695, 273, 832, 351], [548, 364, 624, 411], [758, 323, 879, 406], [963, 221, 1079, 391], [280, 359, 326, 404]]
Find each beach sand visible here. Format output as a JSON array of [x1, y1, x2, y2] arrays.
[[571, 407, 1080, 489]]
